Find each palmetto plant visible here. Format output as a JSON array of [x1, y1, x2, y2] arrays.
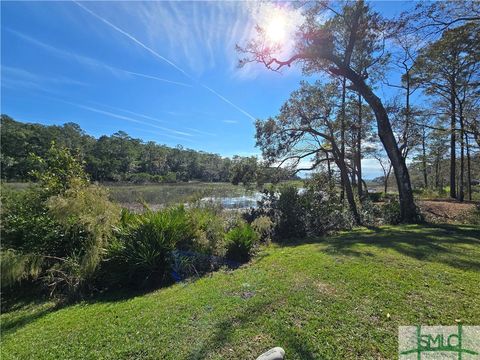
[[116, 206, 196, 287]]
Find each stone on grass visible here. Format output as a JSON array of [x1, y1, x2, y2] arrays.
[[256, 347, 285, 360]]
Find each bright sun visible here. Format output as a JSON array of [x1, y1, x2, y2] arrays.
[[265, 13, 287, 45]]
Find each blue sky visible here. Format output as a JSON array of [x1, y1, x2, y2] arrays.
[[1, 1, 412, 178]]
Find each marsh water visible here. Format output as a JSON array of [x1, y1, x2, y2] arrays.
[[107, 182, 263, 211]]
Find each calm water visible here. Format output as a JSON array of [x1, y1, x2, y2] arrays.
[[108, 182, 263, 211], [199, 193, 263, 209]]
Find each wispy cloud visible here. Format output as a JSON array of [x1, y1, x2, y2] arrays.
[[58, 100, 195, 139], [74, 1, 192, 80], [223, 120, 238, 124], [74, 2, 257, 121], [128, 2, 253, 77], [129, 127, 195, 143], [122, 70, 191, 87], [95, 103, 214, 138], [185, 127, 216, 137], [7, 28, 191, 88], [202, 85, 256, 121], [1, 65, 88, 90]]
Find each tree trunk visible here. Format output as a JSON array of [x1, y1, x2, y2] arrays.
[[331, 141, 360, 224], [466, 132, 472, 201], [340, 77, 347, 201], [357, 93, 363, 198], [458, 104, 465, 202], [421, 127, 428, 188], [450, 88, 457, 199], [384, 165, 392, 194], [326, 154, 332, 182], [402, 69, 411, 159], [340, 66, 418, 222]]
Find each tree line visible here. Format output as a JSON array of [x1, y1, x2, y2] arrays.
[[0, 115, 293, 185], [238, 0, 480, 223]]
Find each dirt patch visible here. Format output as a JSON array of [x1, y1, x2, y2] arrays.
[[293, 277, 337, 296], [418, 200, 477, 223], [314, 281, 337, 295]]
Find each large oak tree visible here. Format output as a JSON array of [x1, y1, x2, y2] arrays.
[[239, 0, 419, 222]]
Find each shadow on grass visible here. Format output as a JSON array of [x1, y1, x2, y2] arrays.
[[320, 223, 480, 271], [186, 298, 317, 360], [1, 302, 62, 335]]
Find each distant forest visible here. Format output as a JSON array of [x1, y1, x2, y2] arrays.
[[0, 115, 293, 184]]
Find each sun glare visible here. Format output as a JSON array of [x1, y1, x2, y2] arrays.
[[265, 14, 287, 45]]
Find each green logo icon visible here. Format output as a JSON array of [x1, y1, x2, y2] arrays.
[[399, 325, 480, 359]]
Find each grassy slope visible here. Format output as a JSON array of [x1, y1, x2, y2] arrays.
[[2, 224, 479, 360]]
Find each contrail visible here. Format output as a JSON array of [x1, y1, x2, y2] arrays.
[[73, 1, 192, 80], [186, 127, 217, 137], [73, 1, 258, 122], [202, 85, 256, 121], [7, 28, 191, 88], [123, 70, 192, 88], [62, 100, 194, 137]]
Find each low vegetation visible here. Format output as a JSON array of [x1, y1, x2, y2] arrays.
[[1, 144, 263, 299], [2, 224, 479, 359], [3, 144, 477, 301]]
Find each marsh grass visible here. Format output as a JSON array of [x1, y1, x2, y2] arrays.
[[106, 182, 254, 208]]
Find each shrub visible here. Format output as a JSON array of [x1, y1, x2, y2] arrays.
[[1, 187, 65, 255], [163, 172, 177, 183], [251, 216, 274, 244], [225, 222, 258, 263], [187, 207, 225, 256], [47, 185, 120, 280], [29, 142, 89, 198], [1, 144, 120, 299], [302, 174, 354, 235], [382, 200, 402, 225], [110, 206, 195, 288], [275, 185, 306, 240], [464, 204, 480, 225], [367, 192, 382, 202], [253, 176, 356, 240], [0, 249, 43, 289], [359, 199, 383, 226]]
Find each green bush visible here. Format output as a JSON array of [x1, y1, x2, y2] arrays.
[[47, 185, 120, 283], [251, 215, 274, 244], [302, 174, 354, 235], [382, 200, 402, 225], [275, 185, 306, 240], [1, 187, 65, 256], [359, 199, 383, 226], [0, 249, 43, 289], [110, 206, 195, 288], [367, 192, 382, 202], [465, 204, 480, 225], [29, 142, 89, 198], [187, 207, 226, 256], [253, 176, 355, 240], [1, 144, 120, 298], [225, 222, 258, 263]]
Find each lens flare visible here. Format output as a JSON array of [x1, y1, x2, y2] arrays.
[[265, 14, 287, 45]]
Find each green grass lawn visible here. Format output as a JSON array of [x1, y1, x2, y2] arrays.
[[2, 224, 479, 359]]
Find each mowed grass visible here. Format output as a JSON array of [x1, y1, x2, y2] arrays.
[[2, 224, 479, 359]]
